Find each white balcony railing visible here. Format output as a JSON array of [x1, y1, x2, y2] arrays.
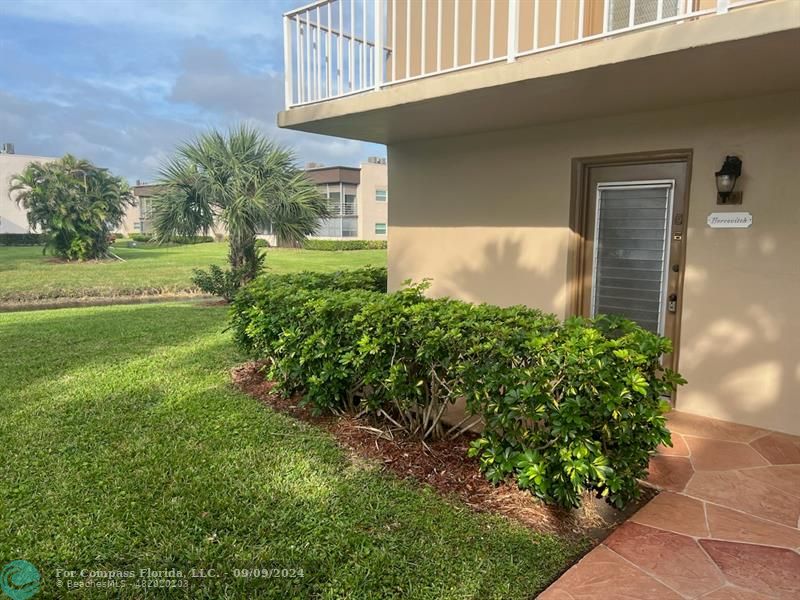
[[283, 0, 769, 108]]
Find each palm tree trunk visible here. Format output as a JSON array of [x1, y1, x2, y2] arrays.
[[229, 234, 261, 284]]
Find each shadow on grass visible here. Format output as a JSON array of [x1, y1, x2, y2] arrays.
[[3, 338, 582, 599], [112, 248, 189, 261], [0, 303, 228, 397]]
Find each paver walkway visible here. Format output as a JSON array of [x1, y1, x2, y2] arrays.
[[540, 411, 800, 599]]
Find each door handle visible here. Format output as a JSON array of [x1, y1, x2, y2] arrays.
[[668, 294, 678, 313]]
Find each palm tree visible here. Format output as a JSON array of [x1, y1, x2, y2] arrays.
[[152, 126, 328, 283], [11, 154, 133, 260]]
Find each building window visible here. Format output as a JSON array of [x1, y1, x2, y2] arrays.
[[375, 188, 388, 202], [315, 218, 340, 237], [312, 183, 362, 238], [139, 198, 153, 220], [343, 184, 357, 216], [342, 217, 358, 238], [374, 223, 387, 235], [327, 191, 342, 216]]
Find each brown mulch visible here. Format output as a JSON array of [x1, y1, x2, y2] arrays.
[[231, 361, 652, 541]]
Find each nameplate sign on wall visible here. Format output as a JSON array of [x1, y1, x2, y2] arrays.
[[707, 212, 753, 229]]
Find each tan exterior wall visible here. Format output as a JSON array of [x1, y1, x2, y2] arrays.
[[0, 154, 56, 234], [118, 199, 141, 234], [357, 161, 389, 240], [388, 90, 800, 435], [118, 184, 162, 235]]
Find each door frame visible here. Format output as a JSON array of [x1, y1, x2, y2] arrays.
[[568, 149, 693, 379]]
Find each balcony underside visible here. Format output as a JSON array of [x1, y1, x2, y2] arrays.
[[278, 1, 800, 144]]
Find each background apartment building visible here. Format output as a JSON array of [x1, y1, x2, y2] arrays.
[[304, 157, 388, 240], [0, 144, 55, 234], [118, 182, 160, 235], [124, 158, 387, 242]]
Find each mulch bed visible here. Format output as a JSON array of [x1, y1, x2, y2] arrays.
[[232, 361, 653, 542]]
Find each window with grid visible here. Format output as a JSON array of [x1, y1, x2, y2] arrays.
[[139, 198, 152, 219], [374, 223, 387, 235], [375, 188, 388, 202], [343, 185, 357, 215], [342, 217, 358, 238], [608, 0, 680, 31]]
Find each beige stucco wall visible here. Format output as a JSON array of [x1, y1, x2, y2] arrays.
[[357, 161, 389, 240], [388, 90, 800, 435], [117, 198, 141, 235], [0, 154, 56, 234]]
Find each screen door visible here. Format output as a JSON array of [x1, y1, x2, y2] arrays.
[[591, 182, 674, 335]]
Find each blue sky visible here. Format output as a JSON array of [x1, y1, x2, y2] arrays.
[[0, 0, 383, 181]]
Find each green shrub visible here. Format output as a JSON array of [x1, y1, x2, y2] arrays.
[[255, 238, 270, 248], [192, 264, 248, 302], [231, 267, 387, 352], [172, 235, 214, 244], [128, 233, 213, 244], [464, 314, 683, 508], [0, 233, 45, 246], [231, 271, 682, 509], [302, 239, 387, 251]]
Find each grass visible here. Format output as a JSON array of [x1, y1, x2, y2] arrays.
[[0, 303, 585, 599], [0, 244, 387, 303]]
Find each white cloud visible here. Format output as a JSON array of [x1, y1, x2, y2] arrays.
[[0, 3, 384, 180], [0, 0, 290, 41]]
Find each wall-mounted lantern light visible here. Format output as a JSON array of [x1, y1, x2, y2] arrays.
[[715, 155, 743, 205]]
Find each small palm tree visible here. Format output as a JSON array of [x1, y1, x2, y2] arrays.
[[152, 126, 328, 284]]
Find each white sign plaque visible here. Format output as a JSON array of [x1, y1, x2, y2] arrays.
[[707, 212, 752, 229]]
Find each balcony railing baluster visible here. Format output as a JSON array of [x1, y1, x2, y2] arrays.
[[283, 0, 772, 108]]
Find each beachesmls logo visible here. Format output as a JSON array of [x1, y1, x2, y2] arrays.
[[1, 561, 40, 600]]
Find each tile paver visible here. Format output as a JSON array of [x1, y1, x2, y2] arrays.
[[630, 491, 709, 537], [705, 504, 800, 549], [538, 545, 684, 600], [684, 436, 769, 471], [540, 411, 800, 598], [751, 433, 800, 465], [645, 454, 693, 492], [685, 470, 800, 527], [740, 465, 800, 498], [700, 587, 775, 599], [699, 540, 800, 598], [605, 522, 725, 596], [657, 433, 690, 457]]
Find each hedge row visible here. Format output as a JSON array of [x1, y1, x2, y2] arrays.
[[302, 239, 387, 251], [0, 233, 45, 246], [231, 267, 683, 509]]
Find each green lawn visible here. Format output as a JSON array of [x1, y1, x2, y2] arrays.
[[0, 303, 583, 599], [0, 244, 386, 303]]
